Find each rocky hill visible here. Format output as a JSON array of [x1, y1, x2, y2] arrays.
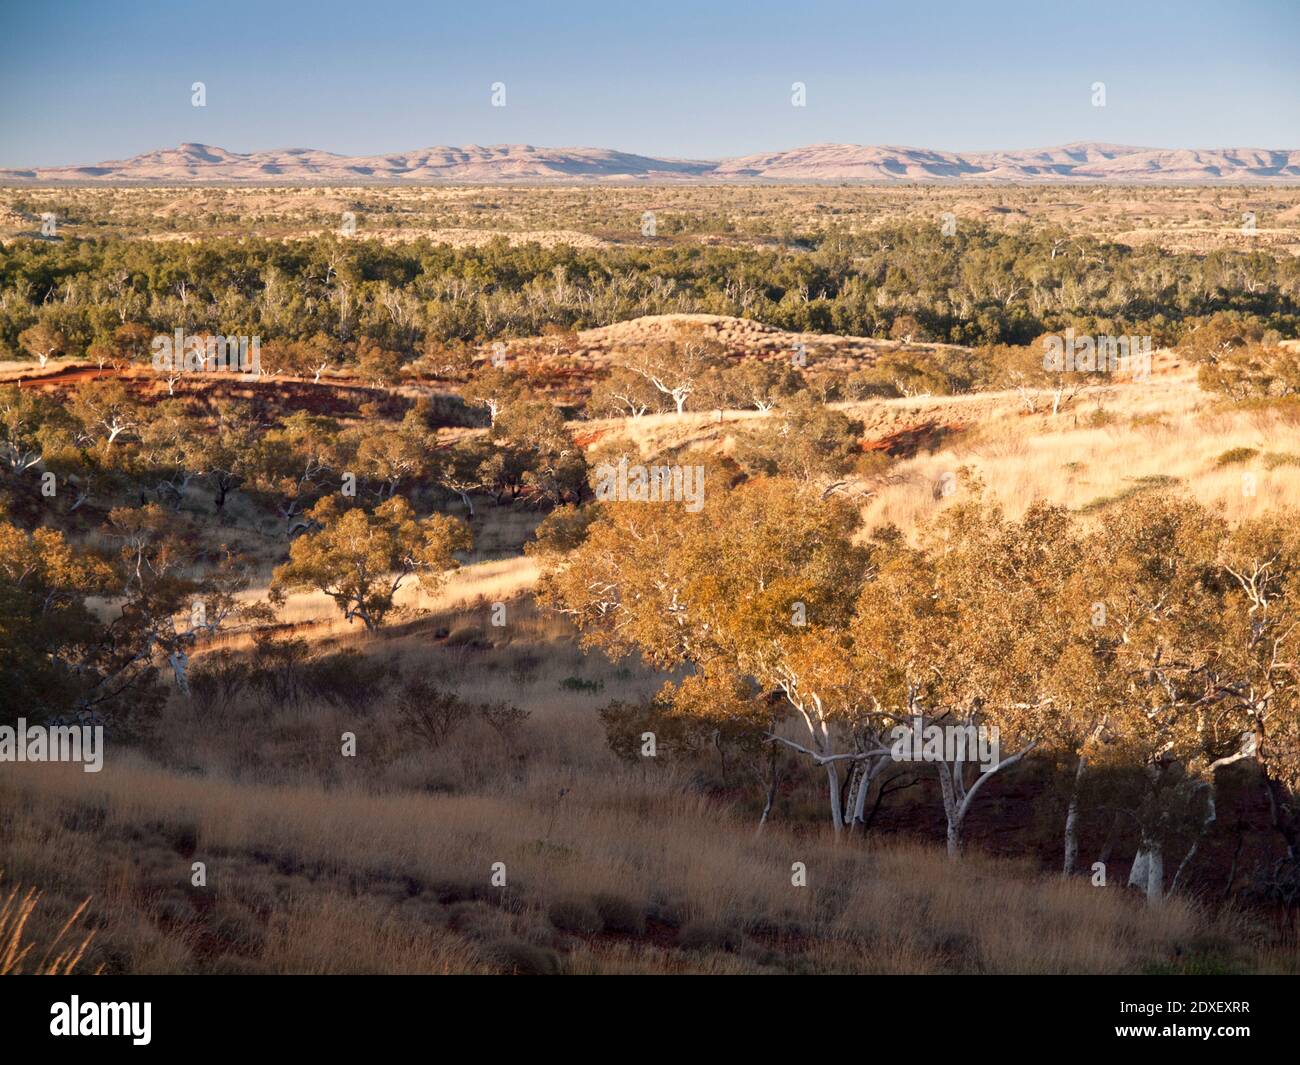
[[5, 141, 1298, 184]]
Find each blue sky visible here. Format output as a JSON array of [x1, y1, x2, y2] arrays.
[[0, 0, 1296, 166]]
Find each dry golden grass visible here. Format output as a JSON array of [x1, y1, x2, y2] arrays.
[[582, 360, 1300, 538], [258, 896, 492, 974], [1, 750, 1277, 974], [856, 372, 1300, 533], [242, 553, 542, 632], [0, 878, 98, 975]]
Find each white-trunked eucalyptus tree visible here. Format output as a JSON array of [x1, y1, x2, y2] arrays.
[[1213, 513, 1300, 897], [1082, 493, 1241, 906], [537, 474, 885, 831], [853, 491, 1074, 858]]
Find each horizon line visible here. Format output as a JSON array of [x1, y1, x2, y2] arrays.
[[9, 139, 1300, 172]]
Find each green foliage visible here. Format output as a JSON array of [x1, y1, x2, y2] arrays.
[[270, 495, 471, 630], [1215, 447, 1258, 467], [1, 224, 1295, 361], [525, 504, 597, 559], [736, 393, 868, 482], [846, 345, 992, 398], [1077, 474, 1182, 514]]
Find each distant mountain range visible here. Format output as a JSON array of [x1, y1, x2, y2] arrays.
[[4, 141, 1299, 184]]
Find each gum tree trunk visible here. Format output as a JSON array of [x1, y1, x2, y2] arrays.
[[826, 762, 844, 832], [1128, 838, 1165, 907], [1063, 754, 1087, 875]]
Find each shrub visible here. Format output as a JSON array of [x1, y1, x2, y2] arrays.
[[679, 919, 745, 952], [476, 700, 530, 740], [1215, 447, 1258, 467], [249, 633, 311, 707], [302, 649, 391, 713], [396, 680, 467, 748], [507, 652, 543, 683], [444, 623, 488, 648], [208, 907, 266, 954], [598, 699, 703, 762], [189, 650, 250, 713], [547, 897, 603, 935], [430, 878, 489, 905], [487, 938, 563, 975], [592, 892, 647, 935], [447, 901, 513, 941]]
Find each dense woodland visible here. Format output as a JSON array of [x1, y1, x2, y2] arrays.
[[2, 225, 1299, 358]]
